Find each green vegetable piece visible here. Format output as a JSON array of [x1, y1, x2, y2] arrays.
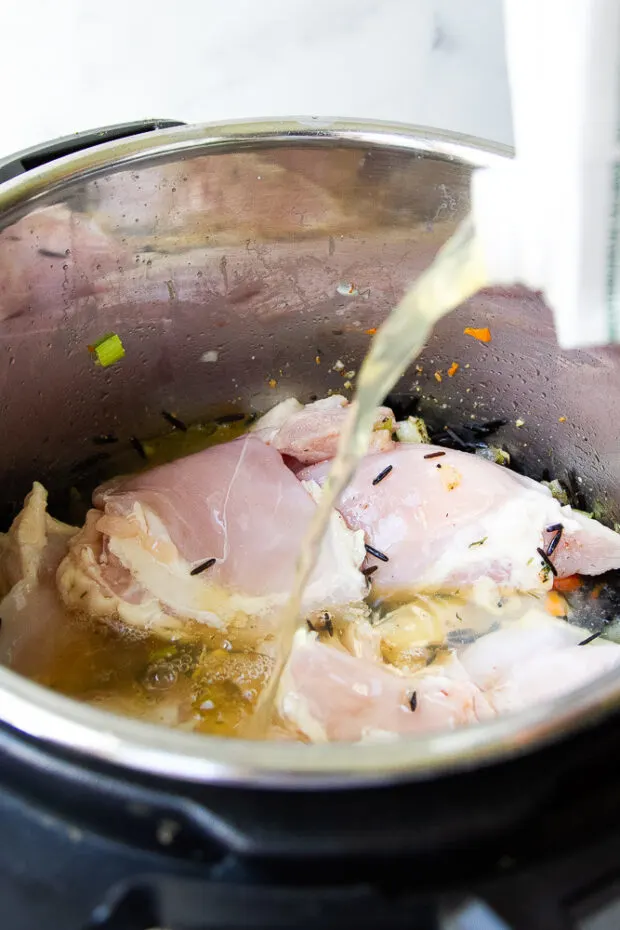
[[541, 478, 570, 507], [468, 537, 488, 549], [90, 333, 125, 367]]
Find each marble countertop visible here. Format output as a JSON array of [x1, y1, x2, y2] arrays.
[[1, 0, 511, 157]]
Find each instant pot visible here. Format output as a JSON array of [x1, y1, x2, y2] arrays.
[[1, 118, 620, 930]]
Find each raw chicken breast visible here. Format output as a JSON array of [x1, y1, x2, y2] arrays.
[[299, 445, 620, 593], [58, 436, 366, 637], [252, 395, 395, 464]]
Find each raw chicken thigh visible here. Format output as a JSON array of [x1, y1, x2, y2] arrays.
[[3, 393, 620, 746], [251, 395, 395, 464], [277, 613, 620, 742], [459, 617, 620, 714], [278, 626, 492, 742], [299, 446, 620, 594], [0, 483, 78, 676], [57, 435, 366, 637]]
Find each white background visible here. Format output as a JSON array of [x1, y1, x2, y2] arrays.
[[1, 0, 511, 157]]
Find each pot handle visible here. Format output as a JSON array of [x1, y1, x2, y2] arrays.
[[85, 873, 441, 930], [0, 119, 186, 184]]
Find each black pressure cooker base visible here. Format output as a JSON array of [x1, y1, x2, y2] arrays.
[[3, 710, 620, 930]]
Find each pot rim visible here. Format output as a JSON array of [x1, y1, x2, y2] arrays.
[[0, 116, 510, 220], [0, 116, 610, 789]]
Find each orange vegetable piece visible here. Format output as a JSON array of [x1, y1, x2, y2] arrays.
[[464, 326, 492, 343], [434, 371, 442, 382], [365, 328, 377, 335], [552, 574, 583, 593], [545, 590, 568, 618], [447, 362, 459, 377]]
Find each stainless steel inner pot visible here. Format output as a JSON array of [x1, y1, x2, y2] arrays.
[[1, 118, 619, 788]]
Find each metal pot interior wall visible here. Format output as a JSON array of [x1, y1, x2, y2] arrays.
[[1, 137, 618, 532], [0, 138, 618, 527]]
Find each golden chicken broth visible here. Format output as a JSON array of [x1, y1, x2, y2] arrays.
[[25, 606, 276, 737]]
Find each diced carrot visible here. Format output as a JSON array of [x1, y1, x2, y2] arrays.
[[464, 326, 492, 343], [591, 583, 604, 600], [545, 590, 568, 617], [365, 328, 377, 335], [447, 361, 459, 377], [553, 574, 583, 593]]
